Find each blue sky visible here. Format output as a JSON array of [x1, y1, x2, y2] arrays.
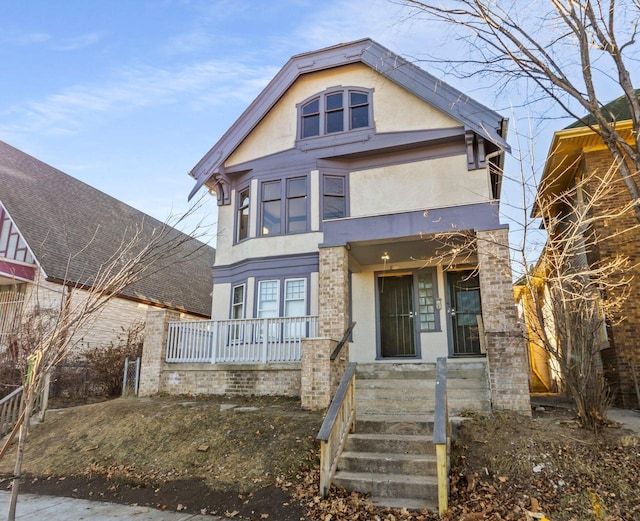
[[1, 0, 634, 255]]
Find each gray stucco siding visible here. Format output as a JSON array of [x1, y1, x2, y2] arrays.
[[321, 202, 505, 246], [212, 252, 319, 285]]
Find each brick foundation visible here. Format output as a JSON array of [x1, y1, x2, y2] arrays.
[[159, 363, 301, 396]]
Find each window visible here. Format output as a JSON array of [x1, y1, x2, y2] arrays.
[[284, 278, 307, 337], [261, 181, 281, 235], [325, 93, 344, 133], [286, 177, 308, 233], [417, 272, 438, 331], [299, 88, 371, 139], [232, 284, 245, 319], [301, 99, 320, 138], [350, 91, 369, 129], [236, 188, 250, 241], [322, 175, 346, 220], [230, 284, 245, 343], [257, 280, 280, 318], [260, 177, 308, 236], [284, 279, 306, 317]]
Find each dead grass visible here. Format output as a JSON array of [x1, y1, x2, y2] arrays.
[[0, 395, 322, 493]]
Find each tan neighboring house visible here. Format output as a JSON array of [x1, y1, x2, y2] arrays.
[[531, 92, 640, 407], [0, 140, 215, 355]]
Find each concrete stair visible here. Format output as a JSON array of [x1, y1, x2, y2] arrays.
[[331, 359, 490, 512], [355, 360, 491, 416]]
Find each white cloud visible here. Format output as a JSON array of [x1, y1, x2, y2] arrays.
[[0, 59, 276, 136], [1, 31, 51, 46], [52, 32, 106, 52]]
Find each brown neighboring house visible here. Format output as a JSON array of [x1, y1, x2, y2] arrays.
[[534, 92, 640, 407], [0, 140, 215, 353]]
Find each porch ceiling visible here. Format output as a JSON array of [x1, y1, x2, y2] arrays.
[[347, 235, 473, 267]]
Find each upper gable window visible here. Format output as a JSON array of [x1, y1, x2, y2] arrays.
[[299, 87, 372, 139]]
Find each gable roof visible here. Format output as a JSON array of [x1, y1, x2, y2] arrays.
[[565, 89, 640, 129], [0, 140, 215, 317], [189, 38, 510, 199]]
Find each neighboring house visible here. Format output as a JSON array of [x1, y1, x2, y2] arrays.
[[532, 92, 640, 408], [151, 39, 529, 414], [0, 140, 215, 355], [513, 269, 560, 393]]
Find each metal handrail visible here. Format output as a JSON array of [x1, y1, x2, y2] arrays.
[[433, 356, 450, 515], [317, 362, 357, 497]]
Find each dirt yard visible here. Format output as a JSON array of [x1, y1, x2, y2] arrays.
[[1, 396, 639, 520]]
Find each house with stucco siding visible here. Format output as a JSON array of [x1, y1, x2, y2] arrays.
[[143, 39, 530, 509]]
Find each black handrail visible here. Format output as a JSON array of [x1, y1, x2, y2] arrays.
[[330, 322, 356, 361]]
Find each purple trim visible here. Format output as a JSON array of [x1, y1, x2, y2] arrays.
[[321, 202, 505, 246], [188, 38, 509, 200], [210, 128, 469, 207], [212, 252, 319, 284], [0, 260, 36, 281]]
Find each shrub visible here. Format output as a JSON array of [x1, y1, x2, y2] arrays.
[[83, 322, 144, 397]]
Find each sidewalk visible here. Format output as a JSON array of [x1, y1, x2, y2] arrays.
[[0, 491, 227, 520], [531, 393, 640, 435]]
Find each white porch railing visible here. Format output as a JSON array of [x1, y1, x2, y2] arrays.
[[165, 316, 319, 364]]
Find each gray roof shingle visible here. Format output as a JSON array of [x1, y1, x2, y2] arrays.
[[0, 140, 215, 317]]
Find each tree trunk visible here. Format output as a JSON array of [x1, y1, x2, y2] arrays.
[[8, 388, 34, 521]]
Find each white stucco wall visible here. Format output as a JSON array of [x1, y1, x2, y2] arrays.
[[350, 156, 491, 218], [225, 63, 461, 167]]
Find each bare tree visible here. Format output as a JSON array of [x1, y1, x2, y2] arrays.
[[397, 0, 640, 220], [0, 206, 211, 521]]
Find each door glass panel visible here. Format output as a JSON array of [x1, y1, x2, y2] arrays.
[[447, 271, 482, 355]]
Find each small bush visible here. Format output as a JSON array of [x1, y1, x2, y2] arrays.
[[83, 322, 144, 397]]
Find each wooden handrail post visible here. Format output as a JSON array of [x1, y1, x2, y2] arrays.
[[434, 357, 449, 516]]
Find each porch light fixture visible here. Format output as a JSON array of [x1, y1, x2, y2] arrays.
[[381, 252, 390, 261]]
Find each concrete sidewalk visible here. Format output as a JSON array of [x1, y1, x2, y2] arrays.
[[0, 491, 227, 520]]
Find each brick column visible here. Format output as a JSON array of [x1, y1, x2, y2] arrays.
[[301, 245, 350, 410], [138, 309, 180, 396], [477, 228, 531, 414], [318, 245, 349, 339], [301, 338, 337, 410]]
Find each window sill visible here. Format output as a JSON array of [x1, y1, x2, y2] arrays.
[[296, 128, 374, 151]]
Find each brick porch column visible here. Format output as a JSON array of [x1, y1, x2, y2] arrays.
[[477, 228, 531, 414], [300, 245, 350, 410], [318, 245, 349, 338], [138, 308, 180, 396]]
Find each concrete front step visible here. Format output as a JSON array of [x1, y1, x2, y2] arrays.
[[332, 471, 438, 500], [356, 376, 488, 389], [356, 398, 491, 416], [339, 450, 437, 475]]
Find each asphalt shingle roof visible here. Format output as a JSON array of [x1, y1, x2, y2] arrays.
[[0, 140, 215, 317], [565, 89, 640, 129]]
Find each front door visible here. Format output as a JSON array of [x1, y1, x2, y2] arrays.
[[447, 271, 482, 356], [378, 274, 416, 357]]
